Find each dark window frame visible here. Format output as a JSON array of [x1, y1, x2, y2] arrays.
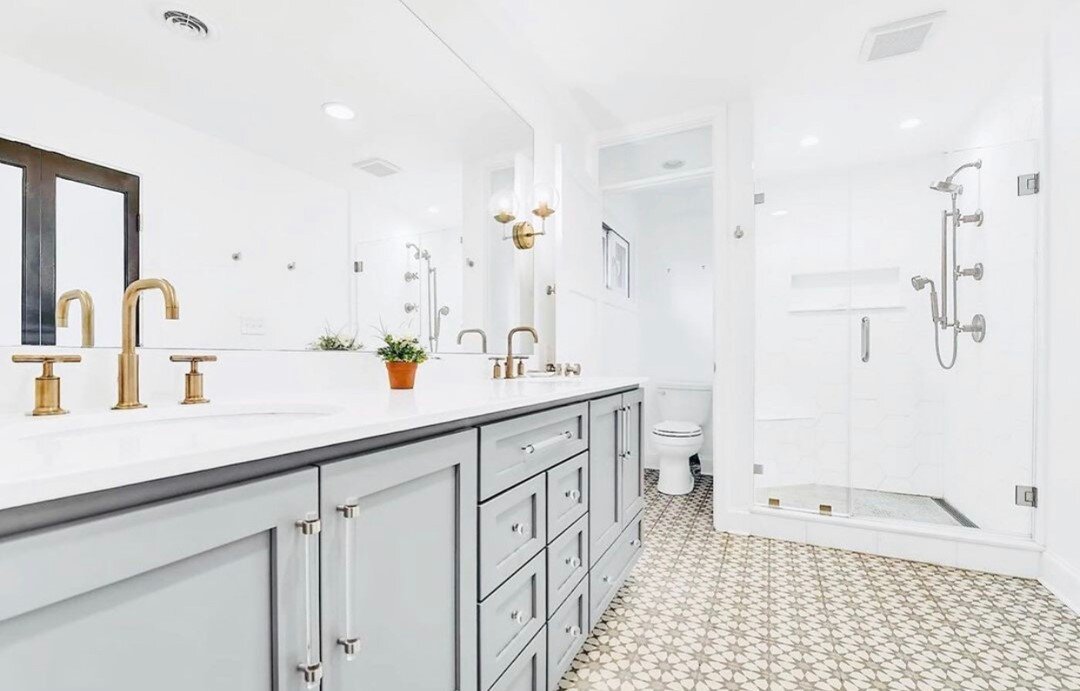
[[0, 136, 139, 345]]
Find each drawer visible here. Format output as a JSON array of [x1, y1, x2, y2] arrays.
[[546, 513, 588, 617], [547, 577, 588, 690], [480, 474, 547, 599], [489, 626, 547, 691], [546, 452, 588, 541], [589, 515, 643, 629], [480, 550, 547, 690], [480, 402, 589, 500]]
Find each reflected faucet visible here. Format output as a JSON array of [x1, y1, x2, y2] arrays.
[[504, 326, 538, 379], [457, 328, 488, 353], [114, 278, 180, 410], [57, 289, 95, 347]]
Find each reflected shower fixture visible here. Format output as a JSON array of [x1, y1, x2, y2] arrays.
[[913, 159, 987, 370], [490, 184, 559, 250]]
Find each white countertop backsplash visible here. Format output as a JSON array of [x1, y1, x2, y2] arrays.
[[0, 346, 642, 511]]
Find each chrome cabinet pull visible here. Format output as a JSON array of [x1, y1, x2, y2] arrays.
[[336, 503, 361, 661], [616, 406, 625, 460], [522, 430, 573, 455], [623, 404, 632, 459], [295, 516, 323, 687], [511, 610, 526, 624], [631, 539, 641, 548], [566, 625, 582, 636], [861, 317, 871, 363], [565, 488, 581, 502], [565, 556, 582, 568], [602, 575, 612, 584], [511, 522, 529, 536]]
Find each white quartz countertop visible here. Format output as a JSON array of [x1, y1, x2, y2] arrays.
[[0, 376, 644, 512]]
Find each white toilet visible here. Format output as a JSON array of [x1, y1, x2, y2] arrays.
[[652, 382, 711, 495]]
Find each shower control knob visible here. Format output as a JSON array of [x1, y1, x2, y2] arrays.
[[957, 263, 984, 281]]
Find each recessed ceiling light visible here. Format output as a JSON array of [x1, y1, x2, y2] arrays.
[[771, 210, 789, 217], [900, 117, 923, 130], [162, 10, 210, 39], [800, 135, 820, 148], [322, 102, 356, 121], [427, 206, 439, 215], [662, 159, 686, 170]]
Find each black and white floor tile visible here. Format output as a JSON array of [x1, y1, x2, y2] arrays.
[[558, 470, 1080, 690]]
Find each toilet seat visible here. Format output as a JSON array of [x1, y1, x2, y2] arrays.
[[652, 421, 702, 439]]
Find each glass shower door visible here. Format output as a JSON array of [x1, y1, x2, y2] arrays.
[[753, 169, 854, 517]]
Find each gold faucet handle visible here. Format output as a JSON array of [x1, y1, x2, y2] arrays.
[[170, 355, 217, 404], [12, 354, 82, 416]]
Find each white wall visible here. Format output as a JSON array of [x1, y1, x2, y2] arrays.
[[0, 163, 21, 345], [1042, 0, 1080, 612]]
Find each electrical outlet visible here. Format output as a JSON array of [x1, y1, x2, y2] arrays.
[[241, 316, 266, 336]]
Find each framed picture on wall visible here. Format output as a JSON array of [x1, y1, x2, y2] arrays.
[[603, 223, 630, 298]]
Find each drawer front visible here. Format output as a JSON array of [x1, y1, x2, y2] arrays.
[[480, 475, 547, 599], [480, 550, 547, 690], [490, 627, 547, 691], [589, 515, 643, 629], [546, 513, 588, 618], [480, 403, 589, 500], [546, 453, 588, 541], [547, 578, 588, 691]]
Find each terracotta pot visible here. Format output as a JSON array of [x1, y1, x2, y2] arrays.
[[385, 361, 419, 390]]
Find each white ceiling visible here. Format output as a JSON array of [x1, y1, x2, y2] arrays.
[[0, 0, 532, 200], [473, 0, 1046, 173]]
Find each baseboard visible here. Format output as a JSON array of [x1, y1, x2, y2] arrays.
[[1041, 551, 1080, 615]]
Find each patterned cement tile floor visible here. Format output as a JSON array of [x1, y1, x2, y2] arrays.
[[559, 470, 1080, 690]]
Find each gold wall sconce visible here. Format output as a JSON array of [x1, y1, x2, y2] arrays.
[[490, 184, 559, 250]]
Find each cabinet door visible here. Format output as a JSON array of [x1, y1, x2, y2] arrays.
[[0, 469, 320, 691], [589, 394, 623, 565], [620, 388, 645, 521], [319, 430, 477, 691]]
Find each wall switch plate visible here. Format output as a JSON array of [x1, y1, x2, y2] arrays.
[[241, 316, 266, 336]]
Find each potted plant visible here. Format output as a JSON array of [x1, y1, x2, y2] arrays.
[[309, 326, 362, 352], [376, 333, 428, 390]]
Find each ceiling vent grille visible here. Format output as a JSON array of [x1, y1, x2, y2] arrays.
[[861, 12, 944, 62], [353, 158, 402, 177], [162, 10, 210, 39]]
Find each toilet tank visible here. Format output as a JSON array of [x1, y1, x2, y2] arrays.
[[656, 381, 712, 425]]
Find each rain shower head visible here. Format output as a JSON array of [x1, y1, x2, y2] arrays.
[[929, 180, 962, 195]]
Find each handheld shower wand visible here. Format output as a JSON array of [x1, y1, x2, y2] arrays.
[[911, 276, 940, 324]]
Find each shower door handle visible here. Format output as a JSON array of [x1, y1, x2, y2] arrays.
[[860, 317, 871, 363]]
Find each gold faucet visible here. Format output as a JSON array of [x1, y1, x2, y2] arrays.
[[56, 289, 95, 347], [114, 278, 180, 410], [504, 326, 538, 379]]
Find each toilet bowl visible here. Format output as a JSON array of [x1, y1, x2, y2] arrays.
[[651, 382, 711, 496], [652, 421, 703, 495]]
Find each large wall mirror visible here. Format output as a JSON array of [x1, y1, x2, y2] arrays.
[[0, 0, 534, 354]]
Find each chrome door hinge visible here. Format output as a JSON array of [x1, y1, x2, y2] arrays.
[[1018, 173, 1040, 196], [296, 517, 322, 535], [1015, 485, 1038, 508]]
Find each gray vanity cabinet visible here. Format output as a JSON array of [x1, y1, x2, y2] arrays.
[[620, 388, 645, 521], [589, 390, 644, 566], [0, 469, 321, 691], [318, 430, 478, 691]]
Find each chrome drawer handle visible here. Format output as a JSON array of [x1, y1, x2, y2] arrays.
[[522, 430, 573, 455], [566, 625, 582, 636], [631, 539, 641, 548], [511, 522, 529, 536], [565, 556, 582, 568], [336, 503, 360, 661], [602, 575, 612, 584], [295, 517, 323, 687], [565, 489, 581, 501], [511, 610, 527, 624]]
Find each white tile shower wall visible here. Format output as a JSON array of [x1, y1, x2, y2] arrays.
[[0, 54, 351, 352]]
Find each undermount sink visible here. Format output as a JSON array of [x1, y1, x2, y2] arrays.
[[5, 403, 343, 443]]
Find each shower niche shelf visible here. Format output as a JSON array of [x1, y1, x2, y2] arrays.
[[788, 266, 903, 313]]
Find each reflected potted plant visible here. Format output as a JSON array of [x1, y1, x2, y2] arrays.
[[376, 333, 428, 390], [309, 326, 362, 352]]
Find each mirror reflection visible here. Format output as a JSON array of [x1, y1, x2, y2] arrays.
[[0, 0, 534, 354]]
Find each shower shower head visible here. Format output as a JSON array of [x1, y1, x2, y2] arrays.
[[929, 180, 962, 195], [911, 275, 932, 291]]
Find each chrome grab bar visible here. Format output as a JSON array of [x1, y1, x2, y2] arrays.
[[861, 317, 871, 363], [522, 430, 572, 455]]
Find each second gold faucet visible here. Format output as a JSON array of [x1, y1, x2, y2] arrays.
[[114, 278, 180, 410]]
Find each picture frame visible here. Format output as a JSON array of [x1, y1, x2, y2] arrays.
[[603, 223, 630, 298]]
